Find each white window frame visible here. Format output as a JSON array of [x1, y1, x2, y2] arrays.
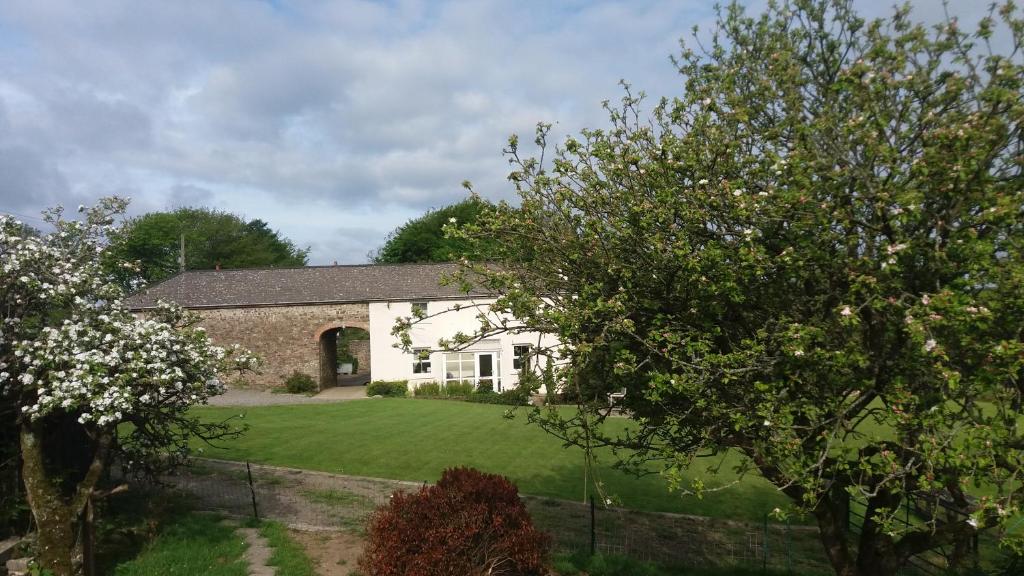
[[412, 348, 431, 374], [444, 351, 501, 391], [512, 344, 532, 372], [411, 301, 428, 315]]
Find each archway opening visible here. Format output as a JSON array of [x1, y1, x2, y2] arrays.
[[318, 328, 341, 389], [317, 325, 371, 389], [336, 327, 370, 385]]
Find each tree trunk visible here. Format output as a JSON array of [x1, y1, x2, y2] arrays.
[[20, 422, 111, 576], [814, 495, 858, 576], [20, 423, 84, 576], [815, 489, 922, 576]]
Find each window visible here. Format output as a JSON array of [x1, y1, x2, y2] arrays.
[[411, 301, 428, 315], [513, 345, 532, 371], [412, 349, 431, 374], [444, 352, 476, 383]]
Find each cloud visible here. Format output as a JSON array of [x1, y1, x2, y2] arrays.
[[167, 183, 214, 208], [0, 145, 70, 209], [0, 0, 1002, 263]]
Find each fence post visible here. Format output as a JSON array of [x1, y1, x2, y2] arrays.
[[246, 461, 260, 521], [763, 513, 769, 573], [786, 517, 793, 575], [839, 490, 850, 537], [589, 495, 596, 556]]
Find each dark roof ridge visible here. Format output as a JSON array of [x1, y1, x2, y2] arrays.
[[173, 261, 465, 274], [124, 261, 485, 310]]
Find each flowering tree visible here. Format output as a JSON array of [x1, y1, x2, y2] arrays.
[[0, 198, 256, 576], [432, 1, 1024, 574]]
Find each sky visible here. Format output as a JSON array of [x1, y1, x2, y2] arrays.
[[0, 0, 995, 264]]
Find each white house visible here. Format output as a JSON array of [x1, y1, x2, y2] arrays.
[[125, 263, 556, 392], [369, 298, 556, 392]]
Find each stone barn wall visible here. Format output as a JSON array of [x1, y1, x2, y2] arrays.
[[194, 303, 370, 390]]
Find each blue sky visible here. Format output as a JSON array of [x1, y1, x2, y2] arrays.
[[0, 0, 991, 263]]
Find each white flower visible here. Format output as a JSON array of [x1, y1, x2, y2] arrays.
[[697, 179, 709, 185], [924, 339, 937, 352], [732, 190, 742, 197], [967, 517, 979, 529], [840, 306, 852, 317], [921, 294, 931, 305], [448, 217, 457, 224], [793, 349, 805, 357]]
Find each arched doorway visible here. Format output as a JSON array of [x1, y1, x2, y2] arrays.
[[315, 322, 370, 390], [318, 327, 341, 389]]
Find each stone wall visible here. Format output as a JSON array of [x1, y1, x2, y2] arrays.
[[348, 339, 371, 374], [194, 303, 370, 390]]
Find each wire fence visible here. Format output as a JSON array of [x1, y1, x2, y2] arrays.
[[118, 458, 1024, 574], [142, 458, 836, 573]]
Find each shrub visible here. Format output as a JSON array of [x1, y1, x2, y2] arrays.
[[359, 467, 550, 576], [443, 380, 475, 396], [465, 388, 531, 406], [282, 371, 317, 394], [413, 382, 442, 397], [367, 380, 408, 397]]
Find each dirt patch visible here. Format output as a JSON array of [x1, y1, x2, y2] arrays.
[[290, 529, 364, 576]]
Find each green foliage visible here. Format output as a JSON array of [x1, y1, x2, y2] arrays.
[[367, 380, 408, 397], [282, 371, 317, 394], [464, 388, 531, 406], [370, 196, 499, 263], [409, 379, 473, 397], [413, 382, 443, 397], [107, 206, 308, 286], [412, 381, 530, 405], [438, 2, 1024, 574], [444, 381, 476, 396]]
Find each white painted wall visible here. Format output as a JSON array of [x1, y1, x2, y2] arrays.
[[368, 298, 557, 392]]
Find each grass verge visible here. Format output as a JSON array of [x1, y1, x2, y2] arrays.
[[551, 551, 828, 576], [259, 521, 318, 576], [110, 513, 247, 576]]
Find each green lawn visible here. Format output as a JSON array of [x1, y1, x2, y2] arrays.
[[193, 398, 792, 522]]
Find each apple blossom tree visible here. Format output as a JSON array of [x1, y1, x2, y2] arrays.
[[427, 1, 1024, 574], [0, 198, 257, 576]]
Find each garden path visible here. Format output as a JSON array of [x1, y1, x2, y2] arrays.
[[208, 386, 367, 406], [237, 526, 276, 576]]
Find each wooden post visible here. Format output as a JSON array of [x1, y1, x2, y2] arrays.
[[246, 462, 259, 521], [589, 495, 596, 556]]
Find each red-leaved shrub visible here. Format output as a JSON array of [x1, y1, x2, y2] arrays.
[[358, 467, 550, 576]]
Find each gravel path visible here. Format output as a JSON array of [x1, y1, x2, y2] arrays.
[[207, 386, 368, 406]]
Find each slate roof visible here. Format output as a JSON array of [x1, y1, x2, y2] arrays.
[[124, 263, 487, 310]]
